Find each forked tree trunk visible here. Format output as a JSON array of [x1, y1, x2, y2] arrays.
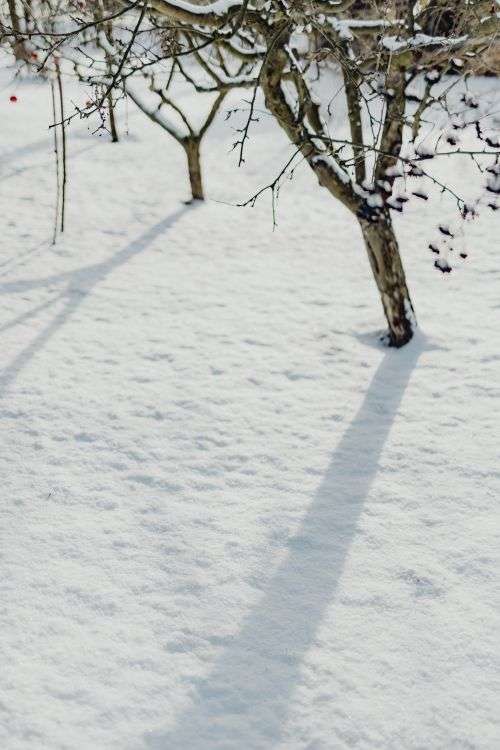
[[358, 210, 415, 347], [184, 138, 204, 201], [259, 42, 416, 348]]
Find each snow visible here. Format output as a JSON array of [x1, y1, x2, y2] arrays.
[[152, 0, 240, 18], [381, 34, 468, 52], [1, 72, 500, 750], [311, 153, 351, 185]]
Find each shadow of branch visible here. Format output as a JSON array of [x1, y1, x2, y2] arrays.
[[0, 204, 192, 395]]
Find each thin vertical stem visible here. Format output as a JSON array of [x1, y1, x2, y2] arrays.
[[56, 64, 67, 233], [50, 80, 61, 245]]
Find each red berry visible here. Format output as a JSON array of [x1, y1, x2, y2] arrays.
[[9, 95, 17, 103]]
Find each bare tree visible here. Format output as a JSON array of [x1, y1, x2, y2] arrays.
[[127, 79, 226, 201], [80, 19, 258, 199], [106, 0, 495, 346], [10, 0, 500, 346]]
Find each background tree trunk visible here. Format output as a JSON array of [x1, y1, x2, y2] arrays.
[[184, 138, 203, 201], [358, 210, 415, 347], [107, 91, 119, 142], [7, 0, 28, 60]]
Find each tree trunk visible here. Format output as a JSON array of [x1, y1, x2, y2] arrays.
[[184, 138, 204, 201], [107, 91, 119, 142], [358, 210, 415, 347], [7, 0, 28, 61]]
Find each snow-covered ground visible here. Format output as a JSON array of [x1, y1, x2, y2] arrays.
[[1, 72, 499, 750]]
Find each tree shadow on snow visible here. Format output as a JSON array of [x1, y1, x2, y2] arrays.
[[146, 336, 423, 750], [0, 204, 193, 395], [0, 136, 52, 168]]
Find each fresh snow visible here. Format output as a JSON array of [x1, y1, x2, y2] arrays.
[[151, 0, 240, 18], [381, 34, 468, 53], [1, 73, 500, 750]]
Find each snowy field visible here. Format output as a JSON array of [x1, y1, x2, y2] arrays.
[[1, 71, 500, 750]]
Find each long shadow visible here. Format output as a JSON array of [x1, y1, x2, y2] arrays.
[[0, 132, 101, 172], [2, 143, 99, 184], [0, 205, 192, 395], [147, 338, 422, 750], [0, 136, 51, 168], [0, 240, 48, 275]]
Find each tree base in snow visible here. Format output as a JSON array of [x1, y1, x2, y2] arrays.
[[381, 327, 414, 348], [183, 197, 204, 205]]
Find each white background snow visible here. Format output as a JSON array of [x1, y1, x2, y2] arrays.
[[1, 71, 499, 750]]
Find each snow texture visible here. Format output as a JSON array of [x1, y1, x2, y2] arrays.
[[1, 74, 499, 750], [153, 0, 240, 17]]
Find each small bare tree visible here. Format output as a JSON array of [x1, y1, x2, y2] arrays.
[[89, 20, 258, 200], [127, 79, 226, 201]]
